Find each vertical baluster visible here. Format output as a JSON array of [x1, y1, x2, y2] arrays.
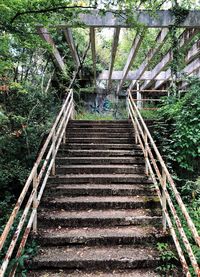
[[33, 171, 38, 233], [144, 131, 149, 175], [162, 167, 167, 231], [52, 129, 56, 175]]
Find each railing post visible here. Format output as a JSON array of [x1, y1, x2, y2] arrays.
[[51, 129, 56, 175], [70, 90, 75, 120], [162, 167, 167, 232], [33, 171, 38, 233], [144, 131, 149, 175]]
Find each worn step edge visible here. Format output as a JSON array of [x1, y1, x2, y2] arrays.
[[27, 269, 160, 277], [63, 144, 137, 150], [41, 196, 160, 210], [57, 150, 143, 157], [44, 184, 156, 196], [48, 174, 152, 185], [55, 157, 145, 165], [66, 133, 134, 137], [28, 245, 160, 270], [55, 165, 145, 175], [38, 209, 162, 228], [35, 225, 166, 246]]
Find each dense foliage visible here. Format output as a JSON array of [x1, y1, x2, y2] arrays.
[[0, 0, 200, 275]]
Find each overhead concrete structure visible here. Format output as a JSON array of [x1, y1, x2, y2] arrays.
[[55, 10, 200, 28], [37, 9, 200, 94]]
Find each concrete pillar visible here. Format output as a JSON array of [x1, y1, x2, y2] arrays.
[[136, 81, 143, 109]]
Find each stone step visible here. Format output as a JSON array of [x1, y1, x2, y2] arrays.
[[66, 132, 133, 138], [29, 245, 160, 270], [44, 184, 156, 197], [41, 195, 160, 210], [28, 269, 160, 277], [65, 138, 134, 144], [70, 120, 130, 124], [48, 174, 152, 185], [69, 121, 131, 128], [55, 157, 144, 165], [65, 144, 135, 150], [36, 226, 164, 246], [56, 165, 145, 175], [67, 127, 132, 133], [57, 149, 143, 157], [38, 209, 161, 228]]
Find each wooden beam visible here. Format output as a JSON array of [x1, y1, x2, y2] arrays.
[[54, 10, 200, 28], [90, 27, 96, 86], [141, 28, 199, 90], [63, 28, 80, 68], [108, 27, 120, 90], [128, 28, 169, 90], [37, 27, 65, 72], [116, 32, 144, 95]]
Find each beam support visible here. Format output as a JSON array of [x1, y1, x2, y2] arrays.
[[37, 27, 65, 72], [90, 27, 96, 87], [141, 28, 199, 90], [63, 28, 81, 69], [128, 28, 169, 90], [108, 27, 120, 90], [116, 32, 144, 95], [155, 39, 200, 89], [185, 40, 200, 64]]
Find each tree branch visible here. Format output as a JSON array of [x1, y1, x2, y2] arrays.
[[10, 5, 96, 24]]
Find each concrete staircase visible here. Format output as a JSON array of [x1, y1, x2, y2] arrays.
[[28, 120, 166, 276]]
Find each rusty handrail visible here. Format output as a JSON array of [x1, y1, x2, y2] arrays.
[[128, 89, 200, 277], [0, 89, 74, 277]]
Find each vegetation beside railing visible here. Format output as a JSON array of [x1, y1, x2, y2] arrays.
[[0, 89, 73, 277]]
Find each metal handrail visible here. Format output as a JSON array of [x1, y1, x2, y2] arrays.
[[0, 89, 74, 277], [128, 89, 200, 277]]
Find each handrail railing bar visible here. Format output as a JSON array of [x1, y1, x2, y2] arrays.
[[37, 104, 73, 203], [128, 100, 145, 138], [130, 115, 191, 275], [145, 158, 191, 276], [129, 90, 200, 248], [0, 188, 37, 276], [128, 110, 145, 152], [128, 95, 199, 275], [37, 98, 73, 182], [136, 122, 200, 272], [5, 96, 73, 277], [0, 90, 72, 252]]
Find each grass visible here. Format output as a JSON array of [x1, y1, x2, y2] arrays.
[[140, 109, 160, 120], [75, 112, 115, 120]]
